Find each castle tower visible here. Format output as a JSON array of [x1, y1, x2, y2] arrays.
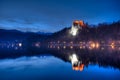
[[70, 20, 85, 36], [72, 20, 84, 29]]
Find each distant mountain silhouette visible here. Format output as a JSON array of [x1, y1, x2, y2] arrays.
[[37, 32, 53, 35], [0, 29, 47, 40], [0, 20, 120, 41]]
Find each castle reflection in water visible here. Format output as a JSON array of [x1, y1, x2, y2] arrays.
[[30, 41, 120, 71], [46, 47, 120, 71], [0, 40, 120, 72]]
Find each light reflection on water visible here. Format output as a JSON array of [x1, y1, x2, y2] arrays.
[[0, 55, 120, 80], [0, 41, 120, 80]]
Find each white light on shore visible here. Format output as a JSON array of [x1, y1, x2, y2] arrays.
[[18, 43, 22, 47]]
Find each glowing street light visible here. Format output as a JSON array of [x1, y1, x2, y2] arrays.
[[96, 43, 99, 48], [57, 46, 60, 49], [63, 46, 66, 49], [111, 42, 115, 49], [18, 43, 22, 47]]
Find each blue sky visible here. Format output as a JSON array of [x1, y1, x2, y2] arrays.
[[0, 0, 120, 32]]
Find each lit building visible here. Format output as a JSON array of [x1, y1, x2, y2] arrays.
[[70, 20, 85, 36], [72, 20, 84, 29], [72, 63, 84, 71], [69, 54, 84, 71]]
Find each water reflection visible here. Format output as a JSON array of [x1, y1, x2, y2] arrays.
[[0, 41, 120, 80], [69, 54, 84, 71], [48, 48, 120, 71], [0, 54, 120, 80], [0, 44, 120, 71]]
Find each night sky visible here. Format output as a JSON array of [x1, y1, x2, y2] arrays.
[[0, 0, 120, 32]]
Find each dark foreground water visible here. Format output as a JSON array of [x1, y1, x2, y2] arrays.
[[0, 54, 120, 80], [0, 43, 120, 80]]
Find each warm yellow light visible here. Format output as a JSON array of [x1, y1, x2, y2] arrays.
[[80, 46, 82, 49], [79, 64, 84, 71], [111, 42, 115, 49], [111, 45, 115, 49], [96, 43, 99, 48], [91, 43, 95, 48]]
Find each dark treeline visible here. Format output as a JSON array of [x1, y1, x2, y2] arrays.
[[0, 21, 120, 45], [49, 20, 120, 42]]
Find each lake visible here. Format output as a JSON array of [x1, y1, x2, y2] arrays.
[[0, 43, 120, 80], [0, 54, 120, 80]]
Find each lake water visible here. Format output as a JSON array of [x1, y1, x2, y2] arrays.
[[0, 44, 120, 80], [0, 53, 120, 80]]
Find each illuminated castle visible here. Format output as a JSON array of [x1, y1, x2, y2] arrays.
[[70, 54, 84, 71], [70, 20, 85, 36], [72, 20, 85, 29]]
